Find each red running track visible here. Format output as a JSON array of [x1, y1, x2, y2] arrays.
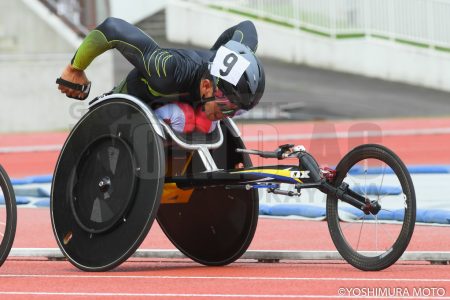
[[1, 208, 450, 299], [1, 118, 450, 299], [1, 117, 450, 177]]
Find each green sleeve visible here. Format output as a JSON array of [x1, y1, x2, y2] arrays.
[[71, 30, 112, 71]]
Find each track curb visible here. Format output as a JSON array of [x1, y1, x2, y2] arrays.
[[9, 248, 450, 264]]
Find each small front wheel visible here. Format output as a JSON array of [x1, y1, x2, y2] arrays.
[[326, 144, 416, 271], [0, 165, 17, 267]]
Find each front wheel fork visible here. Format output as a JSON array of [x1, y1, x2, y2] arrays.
[[321, 181, 381, 215], [298, 151, 381, 215]]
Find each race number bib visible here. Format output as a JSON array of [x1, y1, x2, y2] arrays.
[[210, 46, 250, 86]]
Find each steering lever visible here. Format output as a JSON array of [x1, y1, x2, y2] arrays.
[[236, 144, 306, 159]]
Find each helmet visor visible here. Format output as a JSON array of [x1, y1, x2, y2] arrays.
[[202, 89, 240, 117]]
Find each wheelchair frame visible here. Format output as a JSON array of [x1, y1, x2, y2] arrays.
[[91, 94, 378, 215]]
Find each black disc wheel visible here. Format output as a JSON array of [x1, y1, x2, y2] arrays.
[[327, 144, 416, 271], [157, 123, 259, 266], [51, 98, 165, 271], [0, 165, 17, 267]]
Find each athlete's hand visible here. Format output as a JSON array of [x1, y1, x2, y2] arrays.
[[57, 64, 91, 100]]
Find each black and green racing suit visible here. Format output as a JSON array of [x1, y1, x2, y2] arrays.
[[71, 17, 259, 105]]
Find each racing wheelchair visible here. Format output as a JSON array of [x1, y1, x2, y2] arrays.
[[51, 94, 416, 272]]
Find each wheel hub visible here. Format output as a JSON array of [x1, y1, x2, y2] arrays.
[[362, 199, 382, 215], [99, 177, 111, 193]]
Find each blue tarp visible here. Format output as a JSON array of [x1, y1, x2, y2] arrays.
[[259, 204, 450, 224], [350, 185, 402, 195], [11, 174, 53, 185], [349, 165, 450, 175], [260, 203, 326, 218], [0, 195, 30, 205], [32, 198, 50, 207]]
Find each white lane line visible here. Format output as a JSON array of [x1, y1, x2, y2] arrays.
[[1, 127, 450, 153], [0, 292, 448, 299], [1, 274, 449, 282], [0, 144, 62, 153]]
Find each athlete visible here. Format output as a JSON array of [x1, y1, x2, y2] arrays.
[[57, 17, 265, 132]]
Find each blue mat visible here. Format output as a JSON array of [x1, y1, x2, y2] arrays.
[[14, 185, 51, 198], [11, 174, 53, 185], [350, 185, 402, 195], [348, 165, 450, 175], [0, 195, 31, 205], [260, 204, 450, 224], [340, 206, 405, 221], [33, 198, 50, 207], [416, 209, 450, 224], [260, 203, 326, 218]]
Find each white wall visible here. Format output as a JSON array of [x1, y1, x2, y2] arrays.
[[167, 0, 450, 93], [0, 0, 81, 53], [109, 0, 166, 24], [0, 53, 113, 132], [0, 0, 114, 133]]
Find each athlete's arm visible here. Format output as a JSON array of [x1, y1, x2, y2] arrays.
[[70, 17, 156, 73], [59, 17, 180, 99], [210, 20, 258, 52]]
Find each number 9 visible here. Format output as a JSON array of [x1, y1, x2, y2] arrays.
[[220, 53, 238, 77]]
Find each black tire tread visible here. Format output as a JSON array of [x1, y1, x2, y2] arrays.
[[326, 144, 416, 271], [0, 165, 17, 267]]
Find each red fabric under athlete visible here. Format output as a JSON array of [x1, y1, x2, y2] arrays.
[[155, 102, 218, 134]]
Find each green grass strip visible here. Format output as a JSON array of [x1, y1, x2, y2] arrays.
[[395, 38, 429, 48], [226, 8, 259, 19], [370, 34, 450, 52], [260, 16, 295, 28], [370, 33, 390, 40], [336, 33, 365, 39], [223, 7, 295, 28], [435, 46, 450, 53], [300, 27, 331, 37], [207, 4, 450, 52]]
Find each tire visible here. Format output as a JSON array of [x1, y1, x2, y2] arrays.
[[326, 144, 416, 271], [157, 122, 259, 266], [51, 97, 165, 271], [0, 164, 17, 267]]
